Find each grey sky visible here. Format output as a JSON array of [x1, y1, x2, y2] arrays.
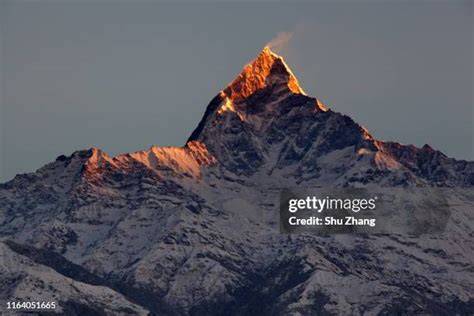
[[1, 1, 472, 182]]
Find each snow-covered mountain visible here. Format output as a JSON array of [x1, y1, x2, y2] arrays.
[[0, 47, 473, 315]]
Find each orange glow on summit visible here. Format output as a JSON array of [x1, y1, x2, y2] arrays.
[[222, 46, 306, 103]]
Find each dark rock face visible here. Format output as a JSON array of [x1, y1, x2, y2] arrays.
[[383, 142, 474, 186], [190, 82, 473, 185], [0, 47, 473, 315]]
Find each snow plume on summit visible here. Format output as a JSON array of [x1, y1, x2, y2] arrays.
[[266, 31, 293, 52]]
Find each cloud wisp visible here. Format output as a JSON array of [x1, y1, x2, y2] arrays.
[[266, 31, 293, 52]]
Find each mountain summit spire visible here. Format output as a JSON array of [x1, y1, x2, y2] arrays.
[[222, 46, 305, 102]]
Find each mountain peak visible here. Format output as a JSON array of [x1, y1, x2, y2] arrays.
[[260, 45, 279, 58], [222, 47, 305, 102]]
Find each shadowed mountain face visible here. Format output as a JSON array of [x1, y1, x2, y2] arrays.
[[0, 48, 473, 315], [188, 47, 473, 185]]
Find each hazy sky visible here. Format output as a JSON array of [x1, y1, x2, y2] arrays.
[[1, 1, 473, 182]]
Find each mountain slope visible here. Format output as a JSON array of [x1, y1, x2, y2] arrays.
[[0, 47, 473, 315]]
